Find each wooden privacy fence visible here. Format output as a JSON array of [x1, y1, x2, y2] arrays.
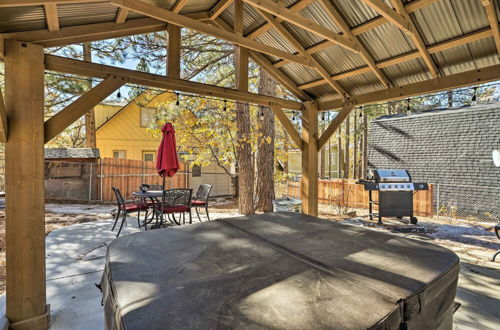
[[99, 158, 188, 201], [287, 179, 434, 217]]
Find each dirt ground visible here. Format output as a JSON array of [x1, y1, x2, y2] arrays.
[[0, 199, 498, 295]]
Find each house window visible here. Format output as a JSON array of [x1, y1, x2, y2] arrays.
[[113, 150, 126, 159], [142, 151, 155, 162], [140, 107, 156, 128], [192, 165, 201, 177]]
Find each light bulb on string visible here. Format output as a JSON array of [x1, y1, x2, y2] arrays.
[[116, 88, 122, 101], [321, 112, 325, 121], [406, 98, 411, 114], [223, 99, 227, 112], [292, 111, 296, 122], [359, 106, 363, 118], [175, 92, 180, 106], [260, 110, 265, 121], [471, 87, 478, 102]]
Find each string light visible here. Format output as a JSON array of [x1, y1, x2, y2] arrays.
[[406, 98, 411, 114], [292, 111, 296, 122], [260, 110, 265, 121], [175, 92, 180, 106], [471, 87, 478, 102], [223, 99, 227, 111], [116, 88, 122, 100], [321, 112, 325, 121], [359, 106, 363, 118]]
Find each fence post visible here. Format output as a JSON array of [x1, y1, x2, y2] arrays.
[[89, 163, 93, 202]]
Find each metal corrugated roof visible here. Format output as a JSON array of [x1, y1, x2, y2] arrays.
[[1, 0, 498, 104]]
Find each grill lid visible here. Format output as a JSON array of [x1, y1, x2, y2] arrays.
[[369, 169, 411, 182]]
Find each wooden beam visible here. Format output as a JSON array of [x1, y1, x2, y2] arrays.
[[4, 40, 48, 330], [362, 0, 411, 32], [111, 0, 313, 67], [245, 0, 314, 39], [1, 18, 167, 48], [209, 0, 233, 20], [43, 4, 59, 32], [301, 101, 318, 216], [243, 0, 359, 53], [171, 0, 188, 14], [364, 0, 438, 76], [481, 0, 500, 58], [167, 24, 181, 78], [0, 0, 102, 7], [45, 54, 304, 110], [255, 8, 347, 96], [270, 104, 302, 148], [0, 87, 7, 142], [318, 102, 355, 149], [317, 0, 390, 87], [212, 17, 311, 101], [298, 26, 495, 90], [318, 63, 500, 110], [114, 7, 129, 24], [44, 75, 125, 142]]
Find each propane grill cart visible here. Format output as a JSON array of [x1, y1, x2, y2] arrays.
[[358, 169, 428, 225]]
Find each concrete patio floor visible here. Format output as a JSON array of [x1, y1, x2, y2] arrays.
[[45, 212, 500, 330]]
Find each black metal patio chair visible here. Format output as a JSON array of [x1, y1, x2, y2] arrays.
[[192, 184, 212, 222], [111, 187, 148, 237], [155, 188, 193, 226]]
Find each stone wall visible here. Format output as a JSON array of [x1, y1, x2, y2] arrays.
[[368, 103, 500, 219]]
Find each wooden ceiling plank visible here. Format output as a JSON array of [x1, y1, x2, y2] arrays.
[[0, 0, 103, 7], [44, 54, 304, 110], [110, 0, 313, 67], [242, 0, 360, 53], [43, 4, 59, 32], [481, 0, 500, 58]]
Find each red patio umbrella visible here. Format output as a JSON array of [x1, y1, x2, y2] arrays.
[[156, 122, 179, 189]]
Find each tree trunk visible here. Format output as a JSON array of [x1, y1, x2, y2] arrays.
[[256, 67, 276, 212], [344, 114, 350, 178], [83, 42, 97, 148]]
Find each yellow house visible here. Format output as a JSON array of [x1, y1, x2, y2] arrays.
[[95, 92, 234, 196], [96, 92, 175, 162]]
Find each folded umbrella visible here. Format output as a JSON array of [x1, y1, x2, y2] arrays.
[[156, 123, 179, 189]]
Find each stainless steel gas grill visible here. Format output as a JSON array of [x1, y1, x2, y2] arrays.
[[357, 169, 428, 224]]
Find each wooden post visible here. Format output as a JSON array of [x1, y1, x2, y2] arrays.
[[167, 24, 181, 78], [83, 42, 97, 148], [301, 101, 318, 216], [4, 40, 49, 329]]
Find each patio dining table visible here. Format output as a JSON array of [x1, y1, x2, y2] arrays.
[[132, 190, 164, 226], [101, 212, 460, 330]]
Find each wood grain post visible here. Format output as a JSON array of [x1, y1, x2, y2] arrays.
[[301, 101, 318, 216], [4, 40, 49, 329], [167, 24, 181, 78]]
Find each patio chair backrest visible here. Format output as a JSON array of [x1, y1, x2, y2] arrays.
[[112, 187, 125, 207], [162, 189, 192, 207], [194, 184, 212, 202]]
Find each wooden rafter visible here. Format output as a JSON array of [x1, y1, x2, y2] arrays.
[[363, 0, 438, 76], [209, 0, 233, 20], [0, 87, 7, 142], [0, 0, 101, 6], [115, 7, 129, 24], [317, 0, 390, 87], [44, 75, 126, 142], [43, 4, 59, 32], [271, 104, 302, 148], [254, 8, 347, 96], [245, 0, 314, 39], [212, 18, 311, 101], [481, 0, 500, 58], [171, 0, 188, 14], [45, 54, 304, 110], [110, 0, 313, 68], [243, 0, 359, 53], [318, 63, 500, 110], [299, 27, 496, 90], [318, 102, 355, 149]]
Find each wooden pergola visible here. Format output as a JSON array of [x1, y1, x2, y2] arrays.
[[0, 0, 499, 328]]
